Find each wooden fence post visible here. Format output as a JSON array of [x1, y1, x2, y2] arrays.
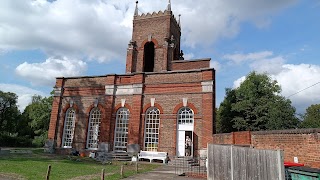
[[135, 162, 138, 173], [46, 165, 51, 180], [277, 150, 284, 180], [120, 165, 124, 178], [101, 168, 105, 180], [230, 145, 234, 180]]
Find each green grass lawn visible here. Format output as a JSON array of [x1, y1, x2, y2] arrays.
[[0, 149, 159, 180]]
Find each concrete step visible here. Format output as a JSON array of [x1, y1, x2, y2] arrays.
[[95, 151, 132, 162], [111, 151, 131, 161]]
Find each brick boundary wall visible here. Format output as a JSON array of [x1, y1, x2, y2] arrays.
[[213, 129, 320, 168], [212, 131, 251, 145]]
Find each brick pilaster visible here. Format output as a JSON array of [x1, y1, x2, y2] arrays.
[[128, 95, 143, 145], [201, 93, 214, 148], [48, 78, 64, 147], [48, 96, 62, 140]]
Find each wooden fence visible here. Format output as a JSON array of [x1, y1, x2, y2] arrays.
[[207, 144, 285, 180]]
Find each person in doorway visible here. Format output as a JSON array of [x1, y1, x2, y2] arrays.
[[185, 136, 192, 156]]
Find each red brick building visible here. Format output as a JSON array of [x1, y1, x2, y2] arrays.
[[48, 2, 215, 157]]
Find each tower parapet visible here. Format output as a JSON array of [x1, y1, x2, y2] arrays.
[[126, 1, 182, 73], [134, 10, 180, 30]]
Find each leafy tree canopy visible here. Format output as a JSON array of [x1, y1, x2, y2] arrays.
[[0, 90, 20, 134], [23, 94, 53, 146], [24, 95, 53, 134], [216, 88, 238, 133], [300, 104, 320, 128], [217, 72, 299, 132]]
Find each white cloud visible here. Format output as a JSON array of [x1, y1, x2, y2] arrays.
[[0, 0, 132, 62], [183, 53, 194, 60], [233, 76, 246, 88], [223, 51, 286, 74], [174, 0, 297, 47], [0, 84, 46, 112], [272, 64, 320, 113], [223, 51, 274, 64], [249, 56, 286, 75], [0, 0, 298, 61], [15, 56, 87, 86], [230, 51, 320, 113], [210, 61, 221, 72]]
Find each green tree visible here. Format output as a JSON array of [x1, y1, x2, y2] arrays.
[[0, 91, 20, 134], [216, 88, 238, 133], [300, 104, 320, 128], [23, 94, 53, 146], [265, 96, 299, 130], [218, 72, 299, 132]]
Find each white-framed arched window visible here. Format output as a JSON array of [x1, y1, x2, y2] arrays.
[[86, 107, 101, 149], [178, 107, 194, 125], [144, 107, 160, 151], [62, 108, 76, 148], [114, 108, 130, 152]]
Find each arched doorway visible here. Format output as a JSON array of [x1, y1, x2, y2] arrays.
[[176, 107, 194, 157]]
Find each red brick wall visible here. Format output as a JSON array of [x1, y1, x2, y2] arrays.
[[143, 93, 204, 156], [252, 129, 320, 168], [213, 133, 233, 144], [172, 59, 210, 71], [49, 68, 215, 156], [212, 129, 320, 168], [212, 131, 251, 145], [234, 131, 251, 145], [145, 71, 202, 84]]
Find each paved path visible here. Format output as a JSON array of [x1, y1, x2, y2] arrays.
[[123, 165, 205, 180]]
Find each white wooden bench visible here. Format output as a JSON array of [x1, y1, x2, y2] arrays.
[[138, 150, 168, 164]]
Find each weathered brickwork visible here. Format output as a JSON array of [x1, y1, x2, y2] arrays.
[[212, 129, 320, 168], [48, 4, 215, 157], [172, 59, 210, 71], [144, 71, 203, 84], [252, 130, 320, 169], [63, 76, 108, 87]]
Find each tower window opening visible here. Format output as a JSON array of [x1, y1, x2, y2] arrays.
[[143, 42, 155, 72]]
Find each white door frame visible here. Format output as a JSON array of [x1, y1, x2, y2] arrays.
[[177, 130, 185, 157], [177, 124, 194, 157]]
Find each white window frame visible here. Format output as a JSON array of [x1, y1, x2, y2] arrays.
[[61, 108, 76, 148], [144, 107, 160, 152], [114, 108, 130, 152], [178, 107, 194, 125], [86, 107, 101, 150]]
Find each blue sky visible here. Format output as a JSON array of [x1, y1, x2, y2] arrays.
[[0, 0, 319, 114]]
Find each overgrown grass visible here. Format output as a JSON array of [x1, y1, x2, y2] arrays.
[[0, 149, 159, 180]]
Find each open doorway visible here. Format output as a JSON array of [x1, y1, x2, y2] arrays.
[[177, 130, 193, 157], [185, 131, 193, 157]]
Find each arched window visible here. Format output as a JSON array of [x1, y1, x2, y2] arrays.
[[86, 107, 101, 149], [143, 42, 155, 72], [144, 107, 160, 151], [178, 107, 194, 124], [114, 108, 130, 152], [62, 108, 76, 148]]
